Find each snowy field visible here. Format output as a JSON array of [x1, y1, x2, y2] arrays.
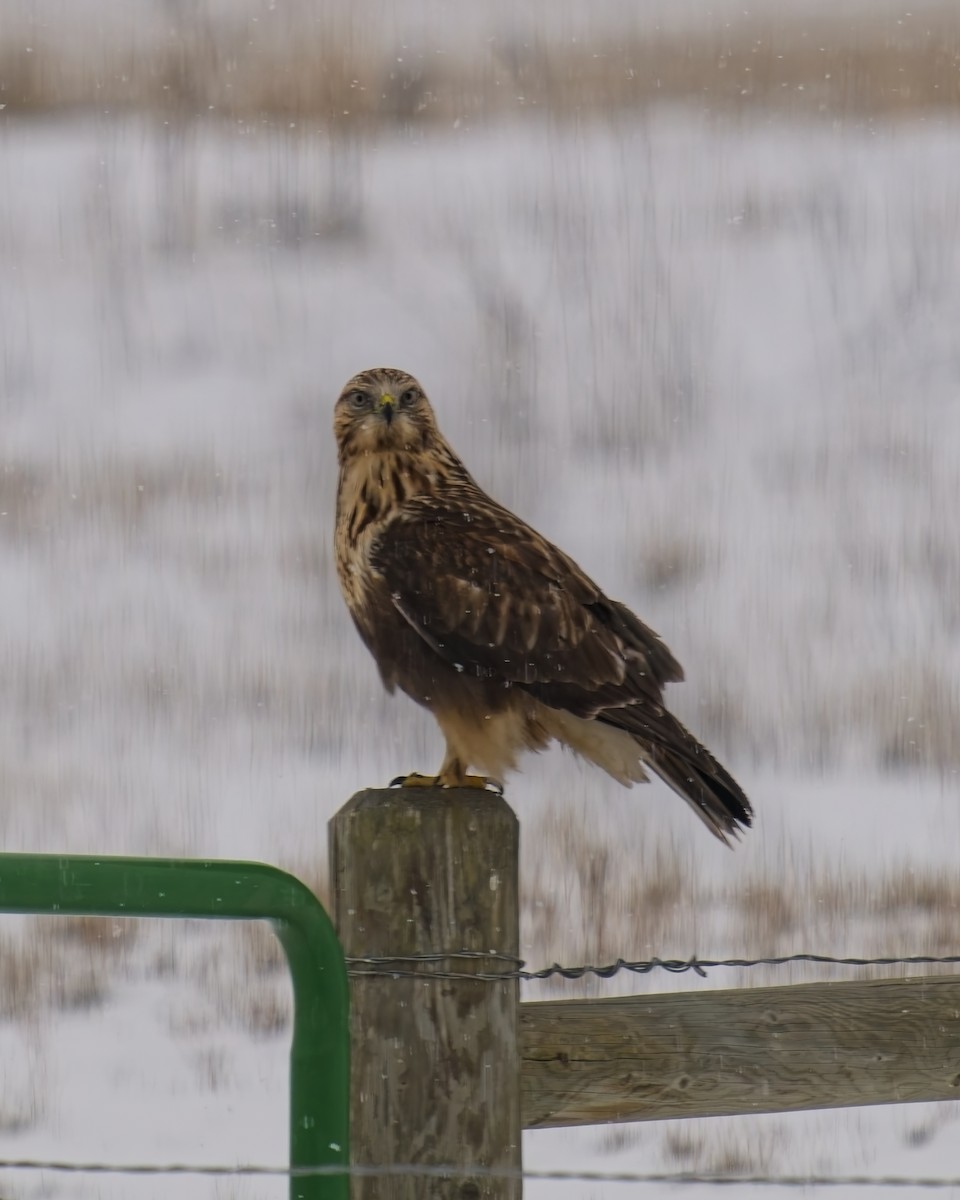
[[1, 89, 960, 1198], [8, 0, 958, 52]]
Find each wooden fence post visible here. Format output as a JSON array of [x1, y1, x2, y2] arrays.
[[330, 787, 522, 1199]]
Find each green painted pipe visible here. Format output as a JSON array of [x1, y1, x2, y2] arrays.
[[0, 852, 349, 1200]]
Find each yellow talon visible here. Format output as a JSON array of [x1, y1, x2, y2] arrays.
[[444, 774, 497, 790], [389, 772, 503, 794], [390, 773, 439, 788]]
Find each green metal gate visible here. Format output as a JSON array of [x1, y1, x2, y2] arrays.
[[0, 852, 349, 1200]]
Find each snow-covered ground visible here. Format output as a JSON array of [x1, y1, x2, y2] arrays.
[[9, 0, 956, 54], [0, 97, 959, 1196]]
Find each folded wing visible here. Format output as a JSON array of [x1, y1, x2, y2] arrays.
[[370, 492, 683, 707], [371, 491, 752, 842]]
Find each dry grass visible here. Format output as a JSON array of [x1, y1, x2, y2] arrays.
[[0, 916, 139, 1027], [0, 1025, 45, 1134], [736, 879, 798, 943], [634, 533, 713, 594], [523, 806, 698, 976], [2, 15, 960, 124], [38, 916, 140, 1011], [193, 1045, 232, 1093], [683, 642, 960, 778], [875, 865, 960, 916], [0, 454, 233, 551], [524, 806, 700, 980], [0, 912, 294, 1058], [185, 923, 293, 1039], [523, 806, 960, 990], [663, 1120, 786, 1173], [868, 667, 960, 773], [0, 933, 43, 1022]]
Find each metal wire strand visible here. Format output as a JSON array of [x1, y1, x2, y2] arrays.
[[0, 1159, 958, 1187], [344, 950, 960, 982]]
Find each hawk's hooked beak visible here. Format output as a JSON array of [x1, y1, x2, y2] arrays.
[[378, 393, 396, 425]]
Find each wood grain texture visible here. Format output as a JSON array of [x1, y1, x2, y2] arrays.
[[330, 787, 521, 1200], [521, 975, 960, 1128]]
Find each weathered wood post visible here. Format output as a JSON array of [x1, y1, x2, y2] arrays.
[[330, 787, 521, 1199]]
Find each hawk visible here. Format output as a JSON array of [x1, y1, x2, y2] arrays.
[[334, 367, 752, 844]]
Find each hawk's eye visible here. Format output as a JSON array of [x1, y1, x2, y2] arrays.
[[348, 390, 369, 409], [399, 388, 418, 407]]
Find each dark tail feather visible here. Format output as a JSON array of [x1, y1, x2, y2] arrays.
[[599, 702, 752, 845], [651, 739, 752, 845]]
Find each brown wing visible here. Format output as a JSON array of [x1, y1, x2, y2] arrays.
[[369, 490, 683, 705], [372, 488, 752, 841]]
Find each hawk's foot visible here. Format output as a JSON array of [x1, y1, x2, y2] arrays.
[[437, 769, 504, 794], [389, 772, 503, 794], [389, 773, 438, 788]]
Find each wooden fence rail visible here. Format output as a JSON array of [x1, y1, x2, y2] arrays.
[[521, 976, 960, 1128], [330, 787, 960, 1199]]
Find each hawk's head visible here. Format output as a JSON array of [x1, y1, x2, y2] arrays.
[[334, 367, 439, 461]]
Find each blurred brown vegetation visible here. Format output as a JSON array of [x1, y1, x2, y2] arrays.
[[522, 806, 960, 994], [2, 11, 960, 123]]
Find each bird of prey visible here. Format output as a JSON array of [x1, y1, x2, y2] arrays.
[[334, 367, 752, 844]]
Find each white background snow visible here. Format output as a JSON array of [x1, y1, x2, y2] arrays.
[[0, 1, 959, 1196]]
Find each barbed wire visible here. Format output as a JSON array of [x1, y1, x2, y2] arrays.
[[345, 950, 960, 982], [7, 954, 953, 1189], [0, 1158, 957, 1187]]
